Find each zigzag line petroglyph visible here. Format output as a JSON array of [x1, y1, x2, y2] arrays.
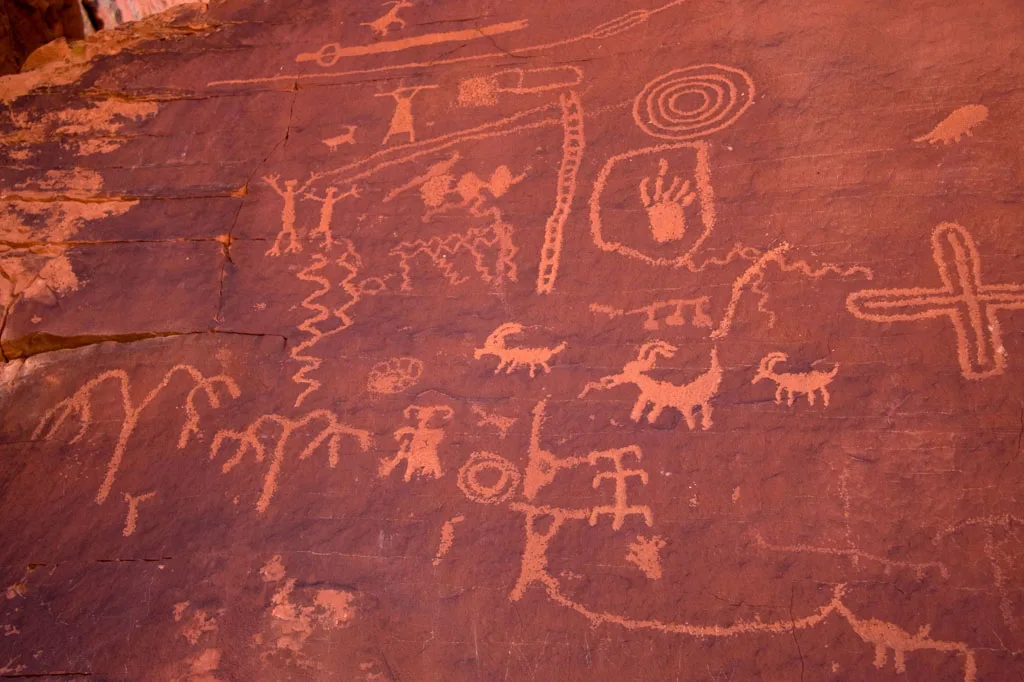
[[590, 297, 712, 330], [210, 410, 372, 513], [847, 223, 1024, 379], [537, 90, 585, 294], [208, 0, 689, 87], [753, 532, 949, 580], [289, 240, 385, 407], [33, 366, 240, 505]]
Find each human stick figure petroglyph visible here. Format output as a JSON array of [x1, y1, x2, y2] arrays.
[[752, 352, 838, 407], [640, 158, 697, 243], [210, 411, 371, 513], [579, 343, 721, 430], [301, 186, 359, 251], [263, 175, 301, 256], [290, 240, 385, 407], [122, 491, 156, 537], [366, 357, 424, 394], [590, 297, 712, 331], [361, 1, 413, 37], [322, 125, 358, 150], [379, 405, 454, 482], [33, 365, 240, 505], [537, 91, 585, 295], [375, 84, 438, 145], [913, 105, 988, 145], [847, 222, 1024, 379], [474, 323, 567, 378]]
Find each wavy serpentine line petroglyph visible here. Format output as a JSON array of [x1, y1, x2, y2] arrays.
[[752, 532, 949, 580], [289, 240, 385, 407], [847, 222, 1024, 379], [537, 90, 585, 294], [590, 297, 712, 330], [752, 352, 838, 407], [297, 20, 530, 66], [208, 0, 689, 87], [580, 343, 721, 430], [210, 411, 372, 513], [913, 105, 988, 145], [712, 243, 873, 339], [33, 366, 240, 504], [122, 491, 156, 537]]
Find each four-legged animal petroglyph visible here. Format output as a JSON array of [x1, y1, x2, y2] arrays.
[[361, 1, 413, 37], [210, 411, 371, 513], [580, 343, 721, 429], [474, 323, 567, 378], [847, 222, 1024, 379], [590, 297, 712, 330], [640, 158, 696, 243], [913, 104, 987, 145], [379, 405, 453, 481], [752, 352, 838, 407], [33, 366, 240, 505], [322, 125, 358, 150]]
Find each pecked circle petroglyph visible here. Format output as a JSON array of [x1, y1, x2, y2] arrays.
[[632, 64, 756, 140]]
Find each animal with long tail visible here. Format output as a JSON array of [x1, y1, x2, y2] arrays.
[[579, 343, 721, 430], [474, 322, 566, 378], [752, 352, 838, 407]]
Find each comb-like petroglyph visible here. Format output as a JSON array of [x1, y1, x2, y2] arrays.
[[4, 0, 1023, 678]]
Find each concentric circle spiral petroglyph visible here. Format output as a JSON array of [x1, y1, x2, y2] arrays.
[[457, 451, 521, 504], [633, 64, 755, 140]]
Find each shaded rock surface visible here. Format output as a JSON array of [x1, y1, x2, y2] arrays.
[[1, 0, 1023, 679]]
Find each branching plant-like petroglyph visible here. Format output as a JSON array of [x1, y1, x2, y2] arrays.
[[580, 343, 721, 429], [847, 223, 1024, 379], [752, 352, 839, 407], [34, 366, 240, 504], [474, 323, 567, 378], [379, 405, 454, 482], [590, 297, 712, 330], [913, 104, 988, 144], [587, 446, 653, 530], [366, 357, 424, 394], [210, 411, 372, 513]]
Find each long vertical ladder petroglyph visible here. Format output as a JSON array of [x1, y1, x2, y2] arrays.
[[536, 90, 584, 294]]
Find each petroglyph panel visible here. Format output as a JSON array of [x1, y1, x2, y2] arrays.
[[2, 0, 1024, 679]]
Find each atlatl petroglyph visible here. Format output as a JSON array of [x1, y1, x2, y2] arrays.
[[640, 158, 697, 243], [122, 491, 156, 537], [379, 405, 454, 482], [366, 357, 423, 394], [361, 1, 414, 37], [913, 104, 988, 145], [210, 411, 372, 513], [580, 343, 721, 429], [752, 352, 838, 407], [33, 365, 240, 504], [474, 323, 567, 378], [457, 66, 583, 107], [625, 535, 666, 579], [375, 84, 439, 145], [587, 447, 653, 530], [847, 222, 1024, 379], [590, 297, 712, 331], [753, 532, 949, 581]]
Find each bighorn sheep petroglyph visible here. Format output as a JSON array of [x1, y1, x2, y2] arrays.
[[752, 352, 838, 407], [579, 342, 722, 430], [474, 322, 567, 378]]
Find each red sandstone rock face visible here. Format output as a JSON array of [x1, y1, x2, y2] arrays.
[[1, 1, 1023, 680]]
